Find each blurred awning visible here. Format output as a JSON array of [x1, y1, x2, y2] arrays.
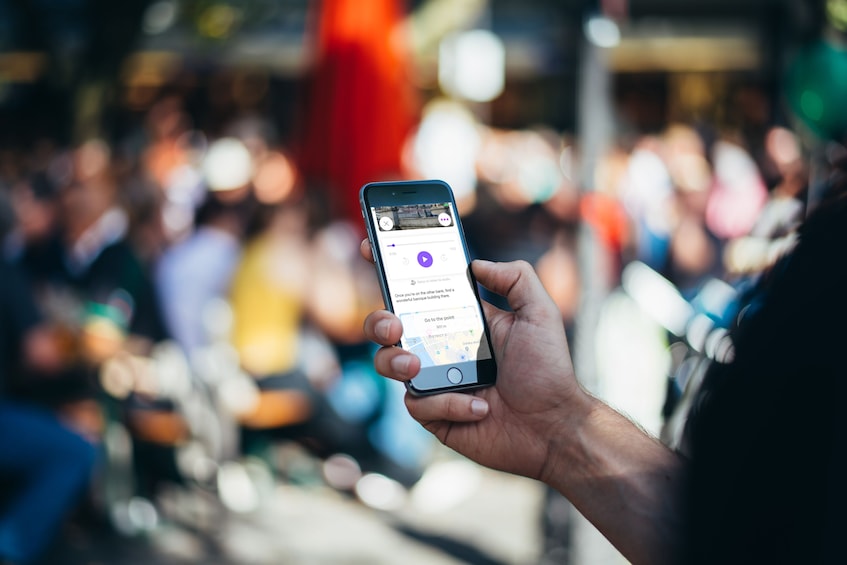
[[295, 0, 419, 227], [608, 24, 762, 72]]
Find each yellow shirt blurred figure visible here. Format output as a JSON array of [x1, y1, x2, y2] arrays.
[[227, 204, 314, 429], [229, 234, 307, 378]]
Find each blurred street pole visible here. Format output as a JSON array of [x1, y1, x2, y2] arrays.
[[574, 38, 613, 397], [572, 33, 628, 565]]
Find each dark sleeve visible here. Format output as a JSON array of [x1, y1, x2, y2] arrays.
[[83, 243, 169, 342], [0, 261, 43, 382], [682, 195, 847, 564]]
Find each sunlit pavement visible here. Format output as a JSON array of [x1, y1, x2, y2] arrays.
[[42, 447, 546, 565]]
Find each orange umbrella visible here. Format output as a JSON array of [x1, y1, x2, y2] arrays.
[[296, 0, 419, 228]]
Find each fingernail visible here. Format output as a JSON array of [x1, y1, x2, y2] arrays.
[[376, 319, 392, 341], [390, 355, 411, 377], [471, 398, 489, 416]]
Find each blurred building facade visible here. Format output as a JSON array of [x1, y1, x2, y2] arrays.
[[0, 0, 835, 147]]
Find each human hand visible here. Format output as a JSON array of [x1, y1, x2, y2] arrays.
[[360, 240, 592, 481]]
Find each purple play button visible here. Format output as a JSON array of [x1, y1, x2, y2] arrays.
[[417, 251, 433, 268]]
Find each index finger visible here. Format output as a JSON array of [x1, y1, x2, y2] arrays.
[[360, 238, 374, 263]]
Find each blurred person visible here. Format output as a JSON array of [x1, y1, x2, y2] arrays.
[[619, 135, 675, 271], [154, 183, 257, 359], [227, 196, 321, 433], [4, 141, 172, 486], [0, 211, 96, 565], [154, 134, 262, 353], [469, 126, 583, 322], [534, 231, 581, 327], [4, 171, 63, 285], [705, 139, 768, 242], [755, 126, 808, 236], [662, 125, 724, 297], [229, 197, 430, 486], [463, 189, 572, 312], [308, 215, 387, 348], [53, 140, 167, 353], [621, 127, 722, 295], [724, 127, 809, 277], [139, 95, 207, 246], [3, 167, 85, 415], [141, 95, 194, 193], [227, 195, 349, 471], [651, 125, 769, 298]]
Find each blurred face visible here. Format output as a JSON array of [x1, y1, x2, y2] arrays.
[[63, 183, 124, 248], [11, 182, 58, 242], [670, 215, 716, 277], [61, 141, 117, 240]]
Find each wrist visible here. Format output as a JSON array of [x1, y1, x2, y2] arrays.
[[533, 385, 685, 565], [538, 385, 600, 489]]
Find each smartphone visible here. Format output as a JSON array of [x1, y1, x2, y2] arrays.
[[360, 179, 497, 395]]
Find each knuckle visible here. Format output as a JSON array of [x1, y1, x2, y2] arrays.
[[513, 259, 534, 273]]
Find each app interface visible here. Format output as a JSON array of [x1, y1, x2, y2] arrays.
[[371, 202, 492, 368]]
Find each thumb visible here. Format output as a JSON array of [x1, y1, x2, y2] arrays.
[[471, 259, 556, 315]]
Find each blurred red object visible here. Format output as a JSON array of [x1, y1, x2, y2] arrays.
[[296, 0, 419, 229], [580, 192, 629, 253]]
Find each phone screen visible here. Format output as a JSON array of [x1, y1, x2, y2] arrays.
[[362, 182, 496, 394]]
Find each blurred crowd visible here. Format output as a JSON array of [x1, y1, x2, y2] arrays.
[[0, 94, 427, 564], [0, 86, 817, 563], [465, 117, 809, 326]]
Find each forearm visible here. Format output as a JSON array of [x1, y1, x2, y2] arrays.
[[542, 395, 686, 565]]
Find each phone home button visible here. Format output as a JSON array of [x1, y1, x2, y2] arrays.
[[446, 367, 463, 384]]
